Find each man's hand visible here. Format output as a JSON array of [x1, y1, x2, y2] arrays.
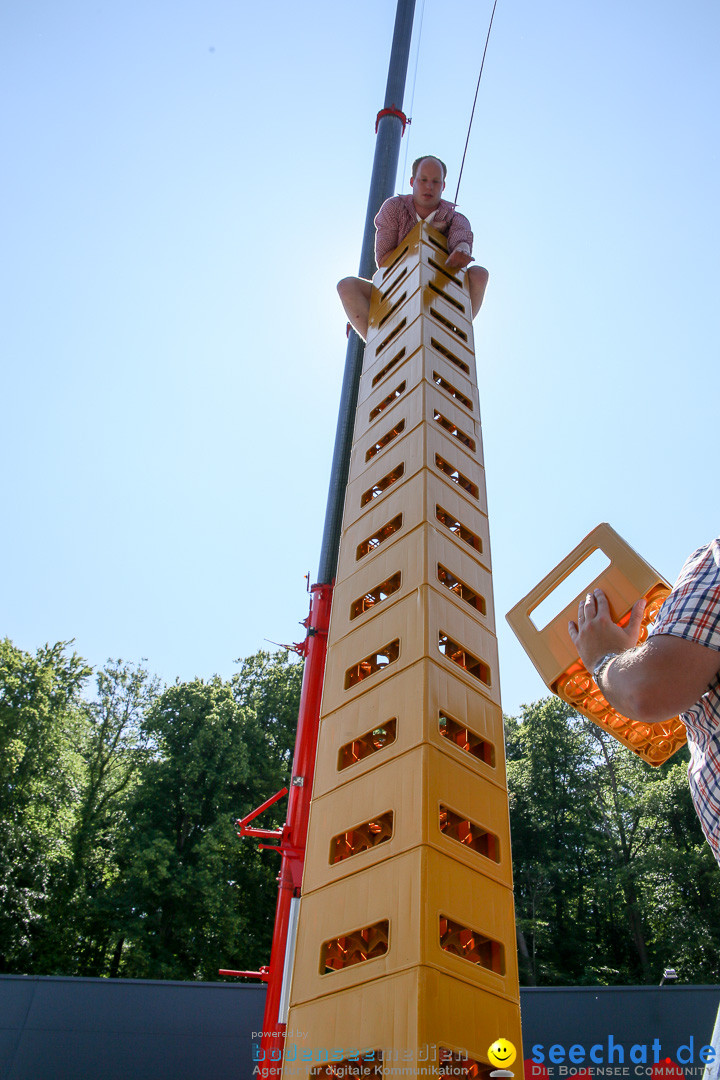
[[446, 250, 474, 269], [568, 587, 720, 723], [568, 589, 646, 673]]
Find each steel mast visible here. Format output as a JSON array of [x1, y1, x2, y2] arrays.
[[317, 0, 417, 585]]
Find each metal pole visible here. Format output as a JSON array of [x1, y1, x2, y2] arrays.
[[316, 0, 417, 585]]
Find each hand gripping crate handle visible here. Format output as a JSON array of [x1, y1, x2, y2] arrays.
[[513, 527, 614, 634], [505, 523, 663, 685]]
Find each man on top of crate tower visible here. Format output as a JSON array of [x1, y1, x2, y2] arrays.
[[569, 539, 720, 863], [337, 155, 489, 341]]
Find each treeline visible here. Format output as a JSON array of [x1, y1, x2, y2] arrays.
[[1, 638, 719, 985], [0, 638, 301, 980], [508, 698, 720, 985]]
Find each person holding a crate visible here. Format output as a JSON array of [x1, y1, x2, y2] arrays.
[[569, 539, 720, 863]]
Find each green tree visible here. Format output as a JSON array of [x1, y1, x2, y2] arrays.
[[507, 696, 720, 985], [583, 724, 658, 980], [109, 665, 300, 981], [232, 649, 304, 787], [625, 753, 720, 982], [0, 641, 303, 980], [0, 639, 90, 971], [33, 659, 160, 974], [507, 698, 611, 985]]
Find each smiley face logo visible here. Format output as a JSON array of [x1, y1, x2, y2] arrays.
[[487, 1039, 517, 1069]]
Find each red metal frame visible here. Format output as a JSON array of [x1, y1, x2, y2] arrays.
[[228, 581, 333, 1077]]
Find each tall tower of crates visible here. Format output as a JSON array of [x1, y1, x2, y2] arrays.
[[280, 222, 523, 1078]]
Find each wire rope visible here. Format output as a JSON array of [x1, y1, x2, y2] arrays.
[[454, 0, 499, 205], [399, 0, 426, 185]]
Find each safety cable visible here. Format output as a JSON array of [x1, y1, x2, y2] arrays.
[[399, 0, 426, 184], [454, 0, 499, 205]]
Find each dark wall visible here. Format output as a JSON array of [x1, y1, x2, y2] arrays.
[[0, 975, 264, 1080], [1, 976, 718, 1080], [521, 986, 720, 1076]]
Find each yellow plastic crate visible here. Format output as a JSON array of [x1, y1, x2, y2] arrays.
[[506, 522, 686, 765]]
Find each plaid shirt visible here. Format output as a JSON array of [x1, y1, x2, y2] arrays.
[[374, 194, 473, 268], [648, 539, 720, 862]]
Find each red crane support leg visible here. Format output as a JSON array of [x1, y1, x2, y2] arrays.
[[259, 581, 333, 1075]]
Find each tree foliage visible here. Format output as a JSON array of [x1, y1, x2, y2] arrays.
[[2, 634, 719, 986], [508, 697, 720, 985], [103, 679, 271, 979], [0, 640, 302, 980], [0, 639, 90, 971]]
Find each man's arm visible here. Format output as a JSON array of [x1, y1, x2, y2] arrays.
[[568, 589, 720, 724], [374, 198, 402, 269], [445, 210, 474, 269], [446, 249, 473, 269]]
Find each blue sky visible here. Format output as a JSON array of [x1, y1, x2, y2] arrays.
[[2, 0, 718, 716]]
